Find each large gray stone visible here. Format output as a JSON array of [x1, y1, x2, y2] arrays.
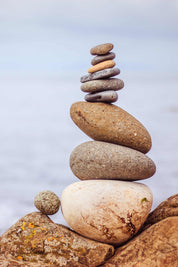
[[70, 141, 156, 180]]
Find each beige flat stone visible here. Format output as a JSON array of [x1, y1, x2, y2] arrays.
[[88, 60, 115, 73], [70, 102, 152, 153], [102, 217, 178, 267], [61, 180, 153, 245], [70, 141, 156, 181]]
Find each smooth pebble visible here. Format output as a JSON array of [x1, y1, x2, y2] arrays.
[[80, 68, 120, 83], [91, 52, 115, 65], [81, 78, 124, 93], [61, 180, 153, 245], [85, 90, 118, 103], [70, 141, 156, 180]]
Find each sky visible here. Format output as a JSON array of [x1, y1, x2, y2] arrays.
[[0, 0, 178, 77]]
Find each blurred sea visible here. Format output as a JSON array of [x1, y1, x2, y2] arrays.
[[0, 73, 178, 234]]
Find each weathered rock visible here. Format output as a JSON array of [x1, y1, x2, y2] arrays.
[[34, 190, 60, 215], [81, 78, 124, 93], [61, 180, 153, 245], [88, 60, 115, 73], [102, 217, 178, 267], [85, 91, 118, 103], [91, 52, 116, 65], [80, 68, 120, 83], [70, 102, 152, 153], [0, 212, 114, 266], [70, 141, 156, 181], [144, 194, 178, 228], [90, 43, 113, 55]]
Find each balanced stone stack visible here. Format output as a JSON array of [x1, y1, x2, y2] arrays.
[[61, 43, 156, 246], [81, 43, 124, 103]]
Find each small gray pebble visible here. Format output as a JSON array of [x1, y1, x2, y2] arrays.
[[80, 68, 120, 83], [34, 190, 60, 215], [85, 90, 118, 103], [91, 52, 115, 65], [81, 78, 124, 93]]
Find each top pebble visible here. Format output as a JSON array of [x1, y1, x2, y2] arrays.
[[90, 43, 113, 55]]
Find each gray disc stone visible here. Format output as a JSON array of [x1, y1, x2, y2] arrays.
[[81, 78, 124, 93], [80, 68, 120, 83], [85, 90, 118, 103], [34, 190, 61, 215], [90, 43, 113, 55], [91, 52, 115, 65]]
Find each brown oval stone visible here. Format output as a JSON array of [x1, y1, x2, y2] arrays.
[[91, 52, 115, 65], [70, 141, 156, 181], [70, 102, 152, 153], [88, 60, 115, 73], [81, 78, 124, 93], [90, 43, 113, 55]]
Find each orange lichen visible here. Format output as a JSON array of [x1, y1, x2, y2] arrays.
[[28, 223, 35, 228], [21, 222, 26, 231], [17, 256, 23, 260]]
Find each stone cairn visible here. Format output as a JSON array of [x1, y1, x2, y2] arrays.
[[61, 43, 156, 246]]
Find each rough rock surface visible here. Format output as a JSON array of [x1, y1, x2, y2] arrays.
[[0, 212, 114, 266], [88, 60, 115, 73], [70, 141, 156, 181], [144, 194, 178, 227], [80, 68, 120, 83], [34, 190, 60, 215], [90, 43, 113, 55], [85, 91, 118, 103], [91, 52, 115, 65], [81, 78, 124, 93], [61, 180, 153, 245], [101, 217, 178, 267], [70, 102, 152, 153]]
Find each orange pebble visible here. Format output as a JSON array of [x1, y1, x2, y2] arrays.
[[88, 60, 115, 73]]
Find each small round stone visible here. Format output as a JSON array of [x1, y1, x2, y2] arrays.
[[90, 43, 113, 55], [88, 60, 115, 73], [85, 90, 118, 103], [34, 190, 60, 215], [81, 78, 124, 93], [91, 52, 115, 66], [80, 68, 120, 83]]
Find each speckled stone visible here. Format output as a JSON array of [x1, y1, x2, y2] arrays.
[[70, 141, 156, 181], [61, 180, 153, 245], [90, 43, 114, 55], [34, 190, 60, 215], [81, 78, 124, 93], [88, 60, 115, 73], [85, 91, 118, 103], [0, 212, 114, 266], [91, 52, 115, 65], [80, 68, 120, 83], [70, 102, 152, 153]]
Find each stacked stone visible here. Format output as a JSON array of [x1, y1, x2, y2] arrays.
[[81, 43, 124, 103], [61, 43, 156, 246]]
